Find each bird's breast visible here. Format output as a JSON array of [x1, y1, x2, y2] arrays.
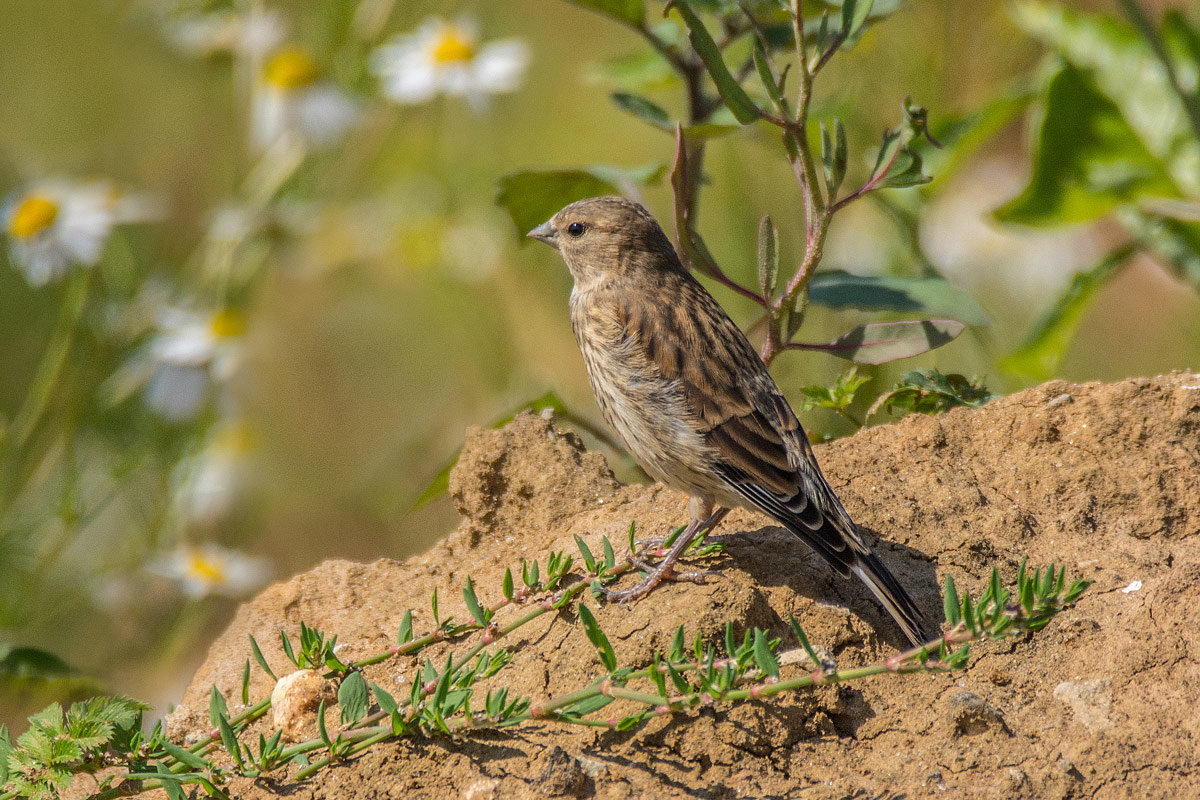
[[569, 291, 725, 499]]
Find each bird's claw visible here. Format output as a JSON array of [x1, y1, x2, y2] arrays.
[[601, 560, 721, 603]]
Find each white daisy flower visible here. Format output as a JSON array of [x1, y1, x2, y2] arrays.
[[370, 17, 530, 108], [166, 7, 285, 59], [4, 180, 151, 286], [177, 418, 259, 524], [252, 46, 360, 151], [144, 305, 245, 421], [148, 541, 271, 599]]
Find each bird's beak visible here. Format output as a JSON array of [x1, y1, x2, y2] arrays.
[[526, 220, 558, 249]]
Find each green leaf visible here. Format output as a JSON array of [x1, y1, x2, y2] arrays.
[[961, 591, 977, 633], [788, 616, 821, 668], [868, 369, 995, 418], [808, 270, 987, 325], [577, 604, 618, 672], [463, 577, 487, 626], [753, 40, 784, 111], [1015, 1, 1200, 195], [497, 167, 664, 243], [217, 714, 243, 771], [587, 47, 679, 92], [161, 740, 209, 771], [502, 567, 515, 601], [0, 647, 76, 681], [0, 725, 10, 785], [397, 610, 414, 646], [279, 631, 297, 668], [249, 635, 277, 682], [995, 64, 1178, 226], [498, 171, 620, 242], [667, 1, 761, 123], [821, 118, 849, 196], [602, 536, 616, 571], [208, 686, 229, 729], [842, 0, 874, 39], [798, 366, 869, 412], [241, 660, 251, 706], [669, 626, 686, 662], [1000, 245, 1137, 381], [878, 147, 931, 189], [316, 700, 332, 749], [338, 672, 370, 726], [805, 319, 965, 364], [575, 535, 597, 573], [567, 0, 644, 27], [1120, 207, 1200, 290], [756, 215, 778, 300], [752, 629, 779, 679], [943, 575, 961, 626], [612, 91, 671, 130], [156, 762, 187, 800]]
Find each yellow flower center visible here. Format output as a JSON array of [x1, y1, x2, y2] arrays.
[[210, 309, 246, 339], [432, 27, 477, 64], [8, 194, 59, 239], [186, 551, 226, 584], [264, 47, 319, 90], [214, 422, 257, 455]]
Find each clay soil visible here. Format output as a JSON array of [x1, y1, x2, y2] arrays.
[[156, 373, 1200, 799]]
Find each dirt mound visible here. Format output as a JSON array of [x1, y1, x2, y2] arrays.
[[163, 373, 1200, 799]]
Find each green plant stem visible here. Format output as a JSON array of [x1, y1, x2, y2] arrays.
[[0, 270, 92, 509]]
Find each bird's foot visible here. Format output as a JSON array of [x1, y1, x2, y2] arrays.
[[600, 560, 720, 603], [628, 555, 720, 585], [602, 509, 730, 603]]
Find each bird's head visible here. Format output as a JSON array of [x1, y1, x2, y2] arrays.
[[527, 196, 684, 289]]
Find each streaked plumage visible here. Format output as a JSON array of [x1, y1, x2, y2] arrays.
[[528, 196, 927, 646]]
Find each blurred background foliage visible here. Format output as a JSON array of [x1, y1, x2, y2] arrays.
[[0, 0, 1197, 730]]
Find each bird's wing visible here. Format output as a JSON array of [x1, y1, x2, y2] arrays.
[[621, 280, 866, 575]]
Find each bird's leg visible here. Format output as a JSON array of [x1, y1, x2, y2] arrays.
[[635, 496, 723, 556], [603, 505, 730, 603]]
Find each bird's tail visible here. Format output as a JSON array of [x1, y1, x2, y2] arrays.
[[851, 551, 929, 647]]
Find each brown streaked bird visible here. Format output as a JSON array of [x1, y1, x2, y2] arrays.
[[528, 195, 927, 646]]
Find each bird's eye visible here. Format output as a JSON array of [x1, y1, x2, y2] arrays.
[[566, 222, 587, 238]]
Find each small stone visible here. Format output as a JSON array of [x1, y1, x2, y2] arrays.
[[462, 778, 500, 800], [575, 755, 608, 779], [271, 669, 337, 742], [946, 690, 1010, 736], [1053, 679, 1113, 732], [537, 746, 587, 797]]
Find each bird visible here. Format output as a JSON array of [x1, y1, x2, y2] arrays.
[[527, 196, 929, 647]]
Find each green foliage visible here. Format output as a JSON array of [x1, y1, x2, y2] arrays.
[[567, 0, 645, 28], [667, 1, 761, 124], [338, 672, 370, 726], [0, 547, 1089, 798], [501, 0, 977, 378], [799, 366, 870, 414], [994, 2, 1200, 377], [496, 167, 664, 244], [994, 65, 1177, 226], [808, 271, 988, 325], [0, 695, 148, 800], [281, 622, 347, 675], [1000, 246, 1137, 381], [812, 319, 966, 365], [868, 369, 996, 418]]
